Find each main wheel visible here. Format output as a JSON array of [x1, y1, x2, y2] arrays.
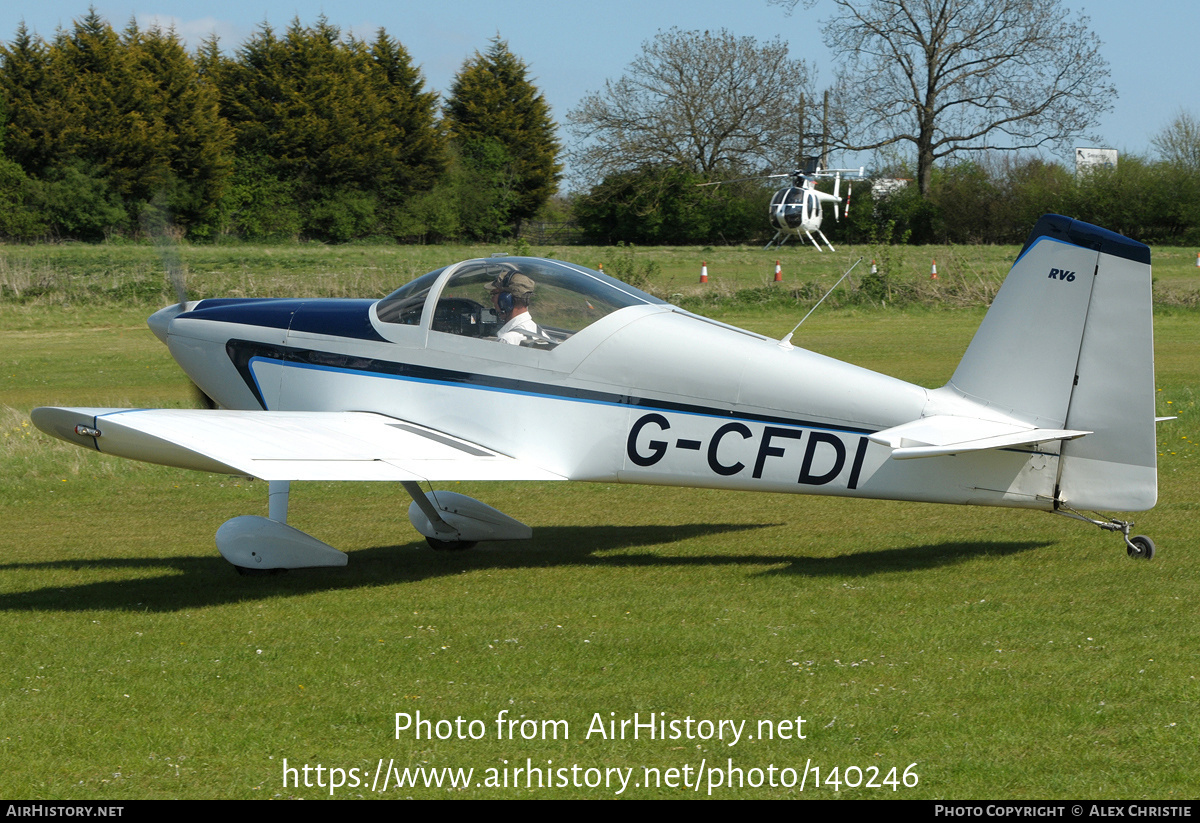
[[426, 537, 477, 552], [1127, 535, 1155, 560], [233, 565, 287, 576]]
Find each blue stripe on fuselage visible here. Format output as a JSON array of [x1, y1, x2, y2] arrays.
[[231, 339, 875, 437], [228, 340, 1064, 459]]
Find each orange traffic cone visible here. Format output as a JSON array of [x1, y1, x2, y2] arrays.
[[774, 260, 783, 282], [871, 259, 878, 275], [597, 263, 604, 273], [931, 259, 938, 280], [700, 261, 708, 283]]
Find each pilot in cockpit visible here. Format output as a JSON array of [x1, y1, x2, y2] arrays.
[[485, 271, 539, 345]]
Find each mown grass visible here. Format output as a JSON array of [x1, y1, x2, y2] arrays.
[[1, 243, 1197, 799]]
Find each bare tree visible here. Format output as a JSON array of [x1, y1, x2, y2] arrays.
[[773, 0, 1115, 196], [1151, 110, 1200, 173], [567, 28, 813, 182]]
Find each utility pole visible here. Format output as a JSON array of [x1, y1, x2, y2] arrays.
[[798, 92, 806, 170], [821, 89, 830, 170]]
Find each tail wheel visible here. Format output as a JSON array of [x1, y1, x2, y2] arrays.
[[1126, 535, 1155, 560]]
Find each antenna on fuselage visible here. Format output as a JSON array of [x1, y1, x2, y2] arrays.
[[777, 258, 863, 350]]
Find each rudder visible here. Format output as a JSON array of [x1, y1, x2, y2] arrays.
[[1055, 222, 1157, 511]]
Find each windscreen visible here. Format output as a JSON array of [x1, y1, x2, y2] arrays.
[[377, 258, 663, 339]]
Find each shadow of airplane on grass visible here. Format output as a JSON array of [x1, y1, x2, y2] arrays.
[[0, 522, 1051, 613]]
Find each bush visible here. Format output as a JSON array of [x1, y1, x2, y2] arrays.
[[0, 156, 46, 240], [221, 158, 303, 241], [306, 189, 379, 243], [31, 162, 129, 240], [576, 164, 770, 245]]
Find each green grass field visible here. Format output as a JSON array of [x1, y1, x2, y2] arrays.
[[2, 239, 1198, 310], [1, 242, 1197, 799]]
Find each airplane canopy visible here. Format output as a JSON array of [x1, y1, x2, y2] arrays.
[[375, 257, 664, 341]]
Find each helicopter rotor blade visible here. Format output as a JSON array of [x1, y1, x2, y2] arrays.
[[697, 172, 792, 187]]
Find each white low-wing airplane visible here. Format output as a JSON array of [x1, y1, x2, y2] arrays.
[[33, 215, 1160, 571]]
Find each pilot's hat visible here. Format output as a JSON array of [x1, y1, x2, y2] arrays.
[[485, 271, 535, 300]]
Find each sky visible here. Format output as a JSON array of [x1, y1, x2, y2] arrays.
[[3, 0, 1197, 185]]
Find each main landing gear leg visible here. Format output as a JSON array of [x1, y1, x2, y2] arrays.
[[1053, 505, 1156, 560], [401, 482, 533, 551], [268, 479, 290, 524], [400, 481, 476, 551]]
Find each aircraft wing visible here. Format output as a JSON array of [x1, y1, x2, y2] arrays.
[[870, 414, 1091, 460], [31, 407, 565, 483]]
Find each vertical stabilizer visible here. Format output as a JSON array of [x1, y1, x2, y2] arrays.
[[947, 215, 1156, 511], [950, 215, 1098, 427]]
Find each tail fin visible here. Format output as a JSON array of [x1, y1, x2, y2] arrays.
[[947, 215, 1156, 511]]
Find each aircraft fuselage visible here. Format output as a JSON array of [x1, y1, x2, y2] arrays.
[[157, 293, 1057, 509]]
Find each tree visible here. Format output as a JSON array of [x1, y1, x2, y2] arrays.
[[773, 0, 1115, 197], [1152, 110, 1200, 173], [443, 37, 561, 230], [0, 12, 234, 238], [0, 156, 44, 240], [214, 18, 445, 240], [575, 164, 767, 245], [367, 30, 446, 198], [567, 28, 813, 180], [1148, 112, 1200, 244]]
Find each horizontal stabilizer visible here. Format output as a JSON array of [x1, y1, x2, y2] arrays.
[[31, 407, 565, 483], [870, 415, 1090, 460]]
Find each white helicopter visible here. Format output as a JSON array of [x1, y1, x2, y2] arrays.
[[700, 157, 863, 251], [33, 214, 1160, 572], [764, 157, 864, 251]]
